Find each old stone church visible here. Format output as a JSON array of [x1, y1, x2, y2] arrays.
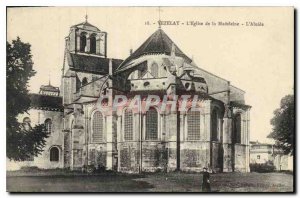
[[12, 19, 251, 173]]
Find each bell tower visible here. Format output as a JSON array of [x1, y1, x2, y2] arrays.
[[65, 16, 107, 57]]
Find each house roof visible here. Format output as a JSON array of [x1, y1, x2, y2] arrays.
[[29, 93, 63, 111], [39, 84, 59, 93], [116, 29, 192, 72], [67, 53, 123, 74]]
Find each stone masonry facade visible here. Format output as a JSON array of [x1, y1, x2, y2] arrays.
[[10, 19, 251, 173]]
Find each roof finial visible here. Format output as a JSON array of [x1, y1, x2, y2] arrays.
[[85, 8, 88, 23], [85, 13, 88, 23], [157, 7, 163, 29], [48, 74, 51, 86]]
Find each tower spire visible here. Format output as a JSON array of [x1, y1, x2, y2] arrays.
[[157, 7, 163, 29], [85, 13, 88, 23], [85, 8, 88, 23]]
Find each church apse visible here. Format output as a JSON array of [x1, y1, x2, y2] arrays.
[[15, 17, 251, 174]]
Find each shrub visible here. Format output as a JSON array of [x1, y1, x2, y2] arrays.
[[20, 166, 40, 171], [82, 165, 96, 173], [96, 165, 106, 173], [250, 161, 276, 173]]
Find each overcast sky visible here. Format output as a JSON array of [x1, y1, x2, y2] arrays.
[[7, 7, 294, 142]]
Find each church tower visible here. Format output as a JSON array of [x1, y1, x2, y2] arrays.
[[65, 16, 107, 57], [61, 17, 111, 105]]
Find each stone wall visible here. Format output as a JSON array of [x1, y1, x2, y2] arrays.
[[88, 144, 107, 169], [211, 142, 223, 172], [63, 131, 72, 168], [118, 142, 140, 173], [141, 142, 168, 172], [11, 108, 64, 170], [234, 144, 247, 172], [230, 85, 245, 104], [180, 141, 210, 172]]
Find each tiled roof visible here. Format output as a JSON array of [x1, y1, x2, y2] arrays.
[[117, 29, 192, 71], [67, 53, 123, 74], [29, 93, 63, 111]]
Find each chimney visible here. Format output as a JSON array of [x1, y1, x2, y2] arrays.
[[109, 58, 113, 75], [130, 48, 133, 55]]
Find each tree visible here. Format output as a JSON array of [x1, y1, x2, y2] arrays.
[[7, 37, 48, 161], [268, 94, 294, 156]]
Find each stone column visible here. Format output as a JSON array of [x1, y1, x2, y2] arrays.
[[106, 114, 113, 170], [204, 100, 212, 169], [165, 76, 178, 171], [222, 104, 233, 172], [133, 112, 141, 172], [96, 36, 100, 54], [166, 112, 178, 172], [179, 113, 185, 145], [245, 108, 251, 172], [86, 34, 90, 52], [141, 113, 146, 172], [84, 106, 89, 168], [76, 32, 81, 52], [116, 115, 122, 172], [70, 126, 74, 170]]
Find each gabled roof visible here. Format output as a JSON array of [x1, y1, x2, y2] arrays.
[[71, 21, 100, 32], [67, 53, 123, 74], [29, 94, 63, 111], [116, 29, 192, 72]]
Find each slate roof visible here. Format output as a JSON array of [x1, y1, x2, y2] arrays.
[[116, 29, 192, 72], [29, 93, 63, 111], [67, 53, 123, 74]]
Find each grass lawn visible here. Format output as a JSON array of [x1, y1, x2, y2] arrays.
[[6, 169, 294, 192], [139, 172, 294, 192]]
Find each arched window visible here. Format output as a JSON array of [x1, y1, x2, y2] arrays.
[[50, 147, 59, 162], [233, 113, 242, 144], [161, 66, 167, 77], [45, 118, 52, 134], [23, 117, 31, 124], [82, 77, 88, 86], [211, 109, 219, 141], [90, 34, 96, 54], [124, 109, 133, 141], [92, 111, 103, 142], [137, 62, 148, 79], [187, 110, 201, 140], [145, 108, 158, 140], [151, 62, 159, 78], [23, 117, 31, 130], [80, 32, 87, 52]]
